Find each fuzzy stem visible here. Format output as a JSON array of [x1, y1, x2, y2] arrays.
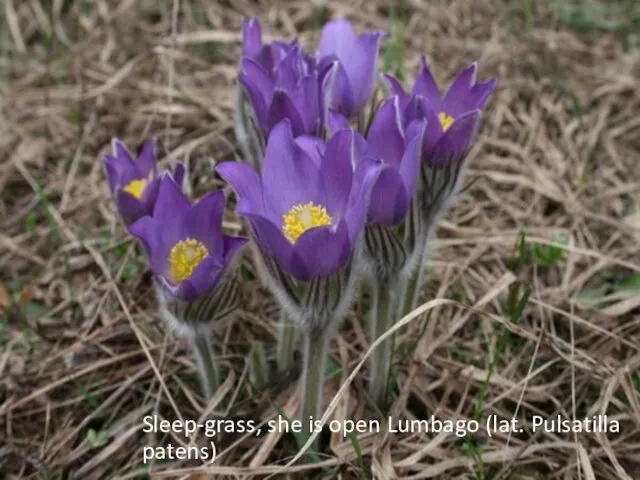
[[399, 250, 425, 318], [300, 330, 328, 447], [277, 310, 297, 373], [191, 334, 220, 400], [369, 280, 395, 406]]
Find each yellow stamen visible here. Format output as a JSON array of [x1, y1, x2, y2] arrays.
[[438, 112, 455, 132], [123, 178, 148, 199], [169, 238, 209, 283], [282, 202, 333, 244]]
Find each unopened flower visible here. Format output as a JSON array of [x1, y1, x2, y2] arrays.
[[217, 119, 381, 332], [240, 32, 322, 139], [317, 20, 386, 119], [362, 96, 426, 226], [103, 138, 185, 226], [236, 18, 386, 158]]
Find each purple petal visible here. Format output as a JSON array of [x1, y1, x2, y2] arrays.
[[223, 235, 249, 265], [239, 73, 269, 131], [317, 19, 357, 60], [346, 31, 385, 112], [318, 21, 385, 114], [113, 138, 135, 165], [242, 18, 263, 58], [398, 119, 426, 207], [136, 138, 157, 177], [216, 161, 264, 216], [292, 221, 351, 280], [294, 135, 326, 167], [262, 120, 325, 220], [296, 75, 321, 134], [429, 110, 480, 167], [241, 59, 274, 102], [152, 175, 190, 250], [243, 212, 305, 278], [102, 155, 121, 193], [173, 256, 224, 301], [326, 110, 351, 137], [382, 73, 407, 97], [442, 63, 477, 111], [171, 162, 186, 190], [267, 89, 306, 137], [366, 96, 405, 166], [412, 57, 442, 107], [320, 129, 355, 217], [140, 176, 161, 210], [322, 61, 355, 119], [128, 215, 167, 277], [342, 155, 383, 246], [367, 166, 408, 225], [183, 190, 225, 256], [115, 189, 151, 226]]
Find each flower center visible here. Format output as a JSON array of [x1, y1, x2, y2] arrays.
[[123, 178, 148, 199], [169, 238, 209, 282], [282, 202, 333, 244], [438, 112, 455, 132]]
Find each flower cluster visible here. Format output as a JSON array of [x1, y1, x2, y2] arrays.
[[102, 16, 495, 427]]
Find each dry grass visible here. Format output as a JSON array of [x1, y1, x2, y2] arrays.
[[2, 0, 640, 478]]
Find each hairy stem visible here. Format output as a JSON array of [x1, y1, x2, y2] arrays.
[[300, 330, 328, 448], [369, 280, 395, 406], [191, 334, 220, 400], [277, 310, 297, 373], [399, 249, 425, 319]]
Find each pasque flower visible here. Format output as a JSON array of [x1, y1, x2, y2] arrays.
[[384, 57, 496, 170], [239, 23, 322, 139], [103, 138, 185, 226], [128, 175, 247, 303], [237, 18, 385, 148], [218, 118, 381, 441], [356, 96, 426, 227], [218, 119, 381, 285], [317, 19, 386, 119]]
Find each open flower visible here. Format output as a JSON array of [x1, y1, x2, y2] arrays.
[[384, 57, 496, 167], [217, 119, 381, 282], [128, 176, 247, 301], [317, 20, 386, 119], [103, 138, 185, 226]]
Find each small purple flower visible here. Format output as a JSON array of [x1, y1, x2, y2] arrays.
[[128, 176, 247, 301], [242, 18, 295, 79], [217, 119, 382, 282], [103, 138, 185, 226], [317, 19, 386, 119], [240, 43, 322, 138], [384, 57, 496, 166], [362, 97, 426, 226]]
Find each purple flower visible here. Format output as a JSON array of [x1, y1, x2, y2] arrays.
[[242, 18, 293, 79], [361, 97, 426, 226], [240, 44, 323, 138], [103, 138, 185, 226], [384, 57, 496, 166], [317, 19, 386, 119], [237, 18, 386, 145], [128, 176, 247, 301], [217, 119, 382, 282]]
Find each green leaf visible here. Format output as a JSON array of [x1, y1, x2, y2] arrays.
[[87, 428, 108, 447]]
